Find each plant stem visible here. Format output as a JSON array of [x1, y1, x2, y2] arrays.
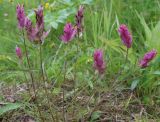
[[39, 44, 55, 122], [22, 31, 44, 122], [72, 35, 80, 117], [111, 47, 129, 89], [118, 47, 129, 75], [63, 62, 67, 122], [62, 86, 65, 122], [124, 48, 129, 67], [19, 59, 31, 97], [22, 31, 36, 95]]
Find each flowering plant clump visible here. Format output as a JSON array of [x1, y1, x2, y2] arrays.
[[16, 4, 50, 43], [139, 49, 157, 68], [12, 2, 160, 121], [60, 5, 84, 43], [26, 6, 50, 43], [16, 4, 53, 121], [118, 24, 132, 48], [60, 23, 77, 43], [93, 49, 106, 74]]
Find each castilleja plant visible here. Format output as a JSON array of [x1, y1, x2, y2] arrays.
[[60, 22, 78, 120], [117, 24, 132, 68], [93, 49, 106, 74], [59, 6, 84, 118], [16, 4, 53, 121], [139, 49, 157, 68], [111, 24, 133, 88], [16, 4, 36, 95]]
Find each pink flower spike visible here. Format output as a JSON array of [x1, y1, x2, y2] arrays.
[[93, 49, 106, 74], [75, 5, 84, 32], [139, 60, 148, 68], [143, 49, 157, 61], [139, 49, 157, 68], [16, 46, 22, 59], [35, 5, 44, 31], [41, 29, 50, 42], [16, 4, 26, 29], [25, 6, 49, 43], [60, 23, 77, 43], [118, 24, 132, 48], [25, 17, 36, 41]]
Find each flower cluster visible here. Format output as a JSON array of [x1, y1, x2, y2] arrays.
[[118, 24, 132, 48], [60, 5, 84, 43], [139, 49, 157, 68], [93, 50, 106, 74], [16, 5, 50, 43], [16, 4, 158, 75]]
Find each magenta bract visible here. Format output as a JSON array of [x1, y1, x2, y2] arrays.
[[16, 46, 22, 59], [35, 6, 44, 30], [93, 50, 106, 74], [60, 23, 77, 43], [139, 49, 157, 68], [118, 24, 132, 48], [16, 4, 26, 29], [75, 5, 84, 32], [25, 17, 36, 41], [24, 6, 49, 43]]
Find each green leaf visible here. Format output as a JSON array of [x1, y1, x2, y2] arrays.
[[0, 103, 23, 116], [153, 71, 160, 75], [88, 80, 93, 89], [90, 111, 101, 122], [131, 79, 140, 91], [50, 21, 58, 29], [52, 87, 61, 95], [142, 96, 154, 105], [82, 0, 93, 4]]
